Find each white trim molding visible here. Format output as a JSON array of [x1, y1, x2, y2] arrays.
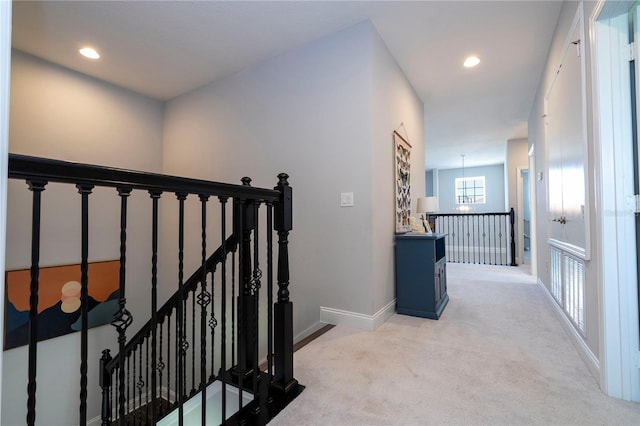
[[591, 0, 640, 402], [320, 299, 396, 331], [0, 0, 12, 412]]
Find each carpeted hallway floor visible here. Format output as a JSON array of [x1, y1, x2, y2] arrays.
[[271, 263, 640, 425]]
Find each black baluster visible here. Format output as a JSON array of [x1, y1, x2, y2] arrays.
[[252, 202, 262, 403], [209, 269, 216, 383], [472, 214, 476, 264], [491, 215, 496, 265], [191, 283, 196, 396], [510, 208, 517, 266], [145, 334, 150, 423], [267, 202, 274, 381], [100, 349, 112, 426], [126, 353, 130, 421], [138, 343, 144, 424], [77, 184, 93, 426], [175, 305, 179, 405], [466, 215, 470, 263], [112, 187, 133, 425], [112, 367, 117, 422], [482, 215, 487, 264], [157, 319, 164, 416], [198, 194, 210, 425], [26, 179, 46, 426], [149, 190, 161, 424], [456, 215, 461, 262], [219, 196, 228, 425], [167, 312, 171, 410], [237, 196, 246, 410], [232, 248, 236, 369], [127, 345, 138, 424], [272, 173, 298, 394], [176, 193, 187, 426]]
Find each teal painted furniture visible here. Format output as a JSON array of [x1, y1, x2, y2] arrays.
[[395, 233, 448, 319]]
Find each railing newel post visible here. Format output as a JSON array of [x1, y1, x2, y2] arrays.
[[271, 173, 298, 394]]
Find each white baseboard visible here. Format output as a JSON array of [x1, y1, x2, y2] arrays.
[[320, 299, 396, 331], [538, 278, 601, 381]]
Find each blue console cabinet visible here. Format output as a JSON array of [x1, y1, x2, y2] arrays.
[[395, 233, 448, 319]]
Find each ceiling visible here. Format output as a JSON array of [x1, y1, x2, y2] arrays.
[[10, 1, 562, 170]]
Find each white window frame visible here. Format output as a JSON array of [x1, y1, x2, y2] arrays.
[[454, 176, 486, 205]]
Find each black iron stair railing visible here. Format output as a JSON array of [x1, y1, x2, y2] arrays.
[[431, 208, 517, 266], [7, 153, 302, 426]]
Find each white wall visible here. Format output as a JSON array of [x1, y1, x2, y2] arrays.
[[506, 138, 529, 210], [370, 27, 424, 317], [3, 50, 165, 425], [528, 0, 600, 366], [507, 138, 529, 263], [0, 0, 12, 414], [436, 164, 505, 213], [162, 21, 424, 334]]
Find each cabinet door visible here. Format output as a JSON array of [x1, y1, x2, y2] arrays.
[[434, 267, 441, 304], [439, 261, 447, 297]]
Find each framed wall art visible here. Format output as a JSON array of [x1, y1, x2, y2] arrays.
[[394, 130, 411, 233], [4, 260, 120, 350]]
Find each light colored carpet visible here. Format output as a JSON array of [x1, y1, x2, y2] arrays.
[[271, 263, 640, 425]]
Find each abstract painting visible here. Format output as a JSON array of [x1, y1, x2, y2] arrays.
[[394, 131, 411, 233], [4, 260, 120, 350]]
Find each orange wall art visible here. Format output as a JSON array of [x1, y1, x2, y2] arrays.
[[4, 260, 120, 350]]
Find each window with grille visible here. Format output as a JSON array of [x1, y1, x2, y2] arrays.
[[455, 176, 486, 204]]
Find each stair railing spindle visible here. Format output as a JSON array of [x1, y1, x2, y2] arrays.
[[199, 194, 210, 425], [113, 187, 133, 425], [76, 184, 93, 426], [252, 202, 262, 400], [25, 180, 46, 426], [267, 202, 274, 380], [176, 192, 187, 426], [219, 196, 228, 425], [149, 190, 161, 424]]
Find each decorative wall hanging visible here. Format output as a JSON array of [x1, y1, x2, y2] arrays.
[[4, 260, 120, 350], [394, 130, 411, 233]]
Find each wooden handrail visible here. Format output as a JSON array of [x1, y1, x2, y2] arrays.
[[8, 154, 279, 201]]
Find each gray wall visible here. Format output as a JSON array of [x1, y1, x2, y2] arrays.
[[426, 169, 435, 197], [162, 21, 424, 331], [436, 164, 505, 213], [3, 50, 165, 425]]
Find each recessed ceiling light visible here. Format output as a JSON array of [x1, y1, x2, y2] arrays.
[[464, 56, 480, 68], [79, 47, 100, 60]]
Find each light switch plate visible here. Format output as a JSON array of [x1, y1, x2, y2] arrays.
[[340, 192, 354, 207]]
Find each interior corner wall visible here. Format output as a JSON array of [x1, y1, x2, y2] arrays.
[[162, 21, 377, 334], [3, 50, 165, 425], [370, 29, 424, 315], [528, 0, 601, 363], [507, 138, 529, 262], [507, 138, 529, 210]]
